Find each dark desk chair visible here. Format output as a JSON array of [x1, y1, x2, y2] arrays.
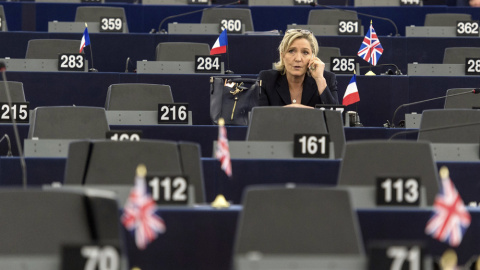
[[424, 13, 471, 26], [443, 47, 480, 64], [318, 46, 341, 63], [250, 0, 347, 4], [308, 9, 358, 25], [155, 42, 210, 61], [338, 140, 439, 205], [36, 0, 103, 3], [246, 107, 345, 158], [105, 83, 173, 111], [418, 109, 480, 143], [64, 140, 205, 203], [25, 39, 81, 59], [201, 8, 254, 32], [0, 5, 8, 31], [27, 106, 109, 139], [0, 81, 26, 102], [444, 88, 480, 109], [0, 190, 122, 268], [75, 6, 129, 33], [234, 186, 364, 269]]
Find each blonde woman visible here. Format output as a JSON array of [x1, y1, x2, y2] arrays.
[[258, 29, 339, 107]]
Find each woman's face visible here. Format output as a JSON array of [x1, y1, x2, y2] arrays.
[[282, 37, 313, 78]]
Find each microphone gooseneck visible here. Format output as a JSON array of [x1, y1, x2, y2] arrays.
[[0, 62, 27, 188], [157, 0, 241, 34], [389, 120, 480, 140], [311, 0, 399, 37], [0, 134, 12, 156], [390, 89, 478, 128], [359, 63, 403, 75], [125, 57, 130, 73]]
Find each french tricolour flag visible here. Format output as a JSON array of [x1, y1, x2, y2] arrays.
[[342, 74, 360, 106], [79, 26, 90, 53], [210, 29, 228, 55]]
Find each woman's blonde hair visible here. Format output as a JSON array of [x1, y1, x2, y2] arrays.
[[274, 30, 319, 75]]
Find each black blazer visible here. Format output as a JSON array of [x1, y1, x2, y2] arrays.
[[258, 69, 339, 107]]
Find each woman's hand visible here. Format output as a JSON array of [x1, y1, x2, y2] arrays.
[[309, 57, 327, 95]]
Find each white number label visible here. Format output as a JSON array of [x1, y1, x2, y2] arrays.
[[466, 58, 480, 75], [316, 106, 345, 114], [331, 57, 356, 74], [338, 20, 360, 35], [195, 56, 221, 73], [0, 17, 3, 30], [400, 0, 420, 5], [0, 102, 29, 123], [100, 17, 123, 32], [107, 131, 142, 141], [377, 178, 420, 206], [188, 0, 208, 3], [58, 54, 85, 71], [387, 246, 421, 270], [158, 104, 189, 124], [293, 0, 314, 4], [456, 21, 479, 36], [220, 19, 242, 33], [294, 134, 330, 158], [81, 246, 120, 270], [148, 176, 189, 204]]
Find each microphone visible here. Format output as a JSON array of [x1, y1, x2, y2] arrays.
[[0, 134, 12, 156], [157, 0, 241, 33], [359, 63, 403, 75], [390, 89, 480, 128], [310, 0, 399, 36], [125, 57, 130, 73], [389, 120, 480, 140], [0, 61, 27, 188]]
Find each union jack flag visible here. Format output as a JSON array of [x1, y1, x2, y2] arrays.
[[357, 22, 383, 66], [216, 119, 232, 177], [122, 173, 166, 250], [425, 168, 471, 247]]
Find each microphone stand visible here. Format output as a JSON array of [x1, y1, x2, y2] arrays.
[[390, 90, 477, 128], [311, 0, 399, 37], [157, 0, 240, 34], [0, 63, 27, 188]]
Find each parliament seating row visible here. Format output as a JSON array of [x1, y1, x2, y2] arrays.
[[0, 123, 410, 157], [1, 2, 479, 35], [3, 187, 479, 270], [2, 72, 480, 127], [124, 206, 480, 270], [2, 32, 480, 75]]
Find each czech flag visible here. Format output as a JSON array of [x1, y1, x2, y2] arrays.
[[210, 29, 228, 55], [342, 74, 360, 106], [79, 26, 90, 53]]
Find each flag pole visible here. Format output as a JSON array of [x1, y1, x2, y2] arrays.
[[365, 20, 376, 76], [225, 44, 233, 74], [85, 23, 97, 72], [211, 118, 231, 209]]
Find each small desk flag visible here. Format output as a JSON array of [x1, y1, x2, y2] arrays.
[[357, 21, 383, 66], [342, 74, 360, 106], [79, 26, 91, 53], [425, 166, 471, 247], [210, 29, 228, 55], [216, 118, 232, 177], [122, 165, 166, 250]]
